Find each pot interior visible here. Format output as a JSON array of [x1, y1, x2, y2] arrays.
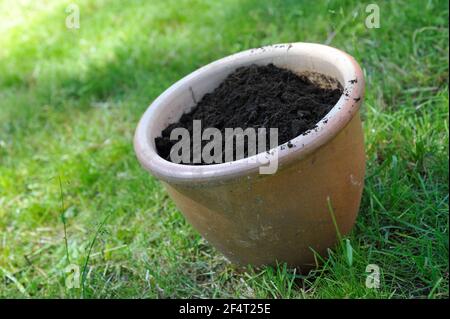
[[148, 46, 346, 146]]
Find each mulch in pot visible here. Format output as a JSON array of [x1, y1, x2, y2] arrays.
[[155, 63, 343, 164]]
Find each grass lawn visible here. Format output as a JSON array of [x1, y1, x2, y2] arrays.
[[0, 0, 448, 298]]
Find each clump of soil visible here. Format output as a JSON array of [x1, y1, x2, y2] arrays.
[[155, 63, 342, 164]]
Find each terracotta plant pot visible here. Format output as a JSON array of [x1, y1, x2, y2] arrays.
[[134, 42, 365, 267]]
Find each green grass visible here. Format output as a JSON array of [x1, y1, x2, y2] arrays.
[[0, 0, 448, 299]]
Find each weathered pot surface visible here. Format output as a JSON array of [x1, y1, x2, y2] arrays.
[[134, 42, 365, 267]]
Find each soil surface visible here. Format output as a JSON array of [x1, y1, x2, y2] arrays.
[[155, 63, 342, 164]]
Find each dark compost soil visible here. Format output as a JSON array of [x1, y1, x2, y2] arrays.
[[155, 63, 343, 164]]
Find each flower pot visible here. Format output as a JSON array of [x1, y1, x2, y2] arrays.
[[134, 42, 365, 267]]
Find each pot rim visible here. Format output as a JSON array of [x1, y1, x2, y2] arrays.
[[134, 42, 365, 185]]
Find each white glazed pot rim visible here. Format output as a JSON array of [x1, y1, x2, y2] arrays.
[[134, 42, 365, 185]]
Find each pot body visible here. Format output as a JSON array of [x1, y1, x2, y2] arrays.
[[163, 112, 365, 267], [134, 43, 366, 267]]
